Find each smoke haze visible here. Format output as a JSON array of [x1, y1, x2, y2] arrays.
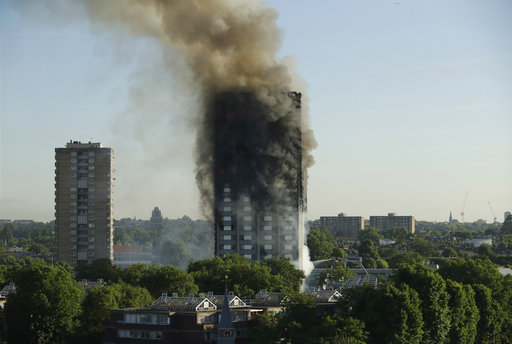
[[80, 0, 316, 220]]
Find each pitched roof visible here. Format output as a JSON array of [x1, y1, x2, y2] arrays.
[[208, 294, 247, 309], [150, 294, 217, 312], [252, 290, 287, 306], [304, 290, 342, 303], [0, 283, 16, 297]]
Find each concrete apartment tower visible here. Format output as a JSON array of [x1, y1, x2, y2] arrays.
[[213, 92, 304, 265], [55, 141, 114, 265]]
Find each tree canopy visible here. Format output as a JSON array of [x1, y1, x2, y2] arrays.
[[5, 259, 84, 344], [307, 227, 336, 261]]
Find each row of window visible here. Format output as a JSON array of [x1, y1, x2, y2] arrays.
[[118, 330, 162, 340], [70, 244, 95, 250], [71, 165, 95, 171], [70, 151, 95, 156], [70, 209, 97, 215], [70, 187, 96, 192], [222, 234, 294, 241], [71, 194, 96, 200], [71, 173, 95, 178], [223, 225, 293, 232], [70, 158, 95, 163], [70, 201, 96, 206], [70, 251, 95, 257], [222, 215, 294, 222], [70, 237, 95, 243], [123, 313, 169, 325], [222, 244, 293, 251], [69, 222, 96, 228]]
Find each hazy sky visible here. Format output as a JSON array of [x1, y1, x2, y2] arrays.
[[1, 0, 511, 223]]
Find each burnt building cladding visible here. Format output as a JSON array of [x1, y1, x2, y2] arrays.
[[213, 91, 304, 264], [55, 141, 114, 266]]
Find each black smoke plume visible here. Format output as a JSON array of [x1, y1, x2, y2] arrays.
[[79, 0, 316, 221], [6, 1, 311, 226]]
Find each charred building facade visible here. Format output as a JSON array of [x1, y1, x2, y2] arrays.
[[213, 91, 304, 265]]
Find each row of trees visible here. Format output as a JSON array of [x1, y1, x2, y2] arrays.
[[0, 254, 305, 343], [250, 258, 512, 344]]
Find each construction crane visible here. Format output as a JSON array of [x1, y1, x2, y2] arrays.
[[460, 192, 468, 224], [488, 201, 497, 229]]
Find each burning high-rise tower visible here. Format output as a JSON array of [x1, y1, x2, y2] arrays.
[[212, 91, 305, 264], [49, 0, 317, 269]]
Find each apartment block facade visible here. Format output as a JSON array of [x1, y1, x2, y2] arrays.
[[369, 213, 415, 234], [338, 213, 364, 241], [319, 214, 363, 241], [55, 141, 113, 265]]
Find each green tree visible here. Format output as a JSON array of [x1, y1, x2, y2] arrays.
[[188, 254, 282, 298], [0, 225, 15, 246], [160, 239, 190, 269], [307, 227, 335, 261], [141, 265, 198, 298], [392, 264, 451, 344], [75, 258, 121, 283], [359, 227, 382, 244], [441, 247, 458, 258], [277, 293, 367, 344], [5, 259, 84, 344], [445, 280, 479, 344], [118, 263, 197, 298], [247, 296, 367, 344], [411, 237, 437, 257], [358, 239, 379, 268], [75, 282, 152, 343], [262, 256, 305, 292], [389, 227, 409, 242], [438, 258, 503, 294], [470, 284, 502, 344], [345, 283, 423, 344], [494, 233, 512, 249], [501, 214, 512, 233], [388, 252, 426, 268], [477, 243, 494, 257], [319, 260, 355, 286]]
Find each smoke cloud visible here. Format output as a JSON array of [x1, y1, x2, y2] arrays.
[[80, 0, 316, 220]]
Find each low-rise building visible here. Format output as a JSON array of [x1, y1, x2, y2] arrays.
[[102, 292, 252, 344], [369, 213, 415, 234]]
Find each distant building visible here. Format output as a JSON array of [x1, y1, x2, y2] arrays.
[[0, 220, 11, 225], [318, 213, 364, 241], [318, 216, 338, 235], [369, 213, 415, 234], [505, 212, 511, 222], [55, 141, 114, 266], [113, 245, 152, 268], [338, 213, 364, 241], [12, 220, 34, 225], [151, 207, 164, 264], [449, 211, 453, 223]]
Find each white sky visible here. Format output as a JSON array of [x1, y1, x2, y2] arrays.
[[1, 0, 511, 223]]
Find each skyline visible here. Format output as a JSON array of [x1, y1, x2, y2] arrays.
[[1, 0, 511, 223]]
